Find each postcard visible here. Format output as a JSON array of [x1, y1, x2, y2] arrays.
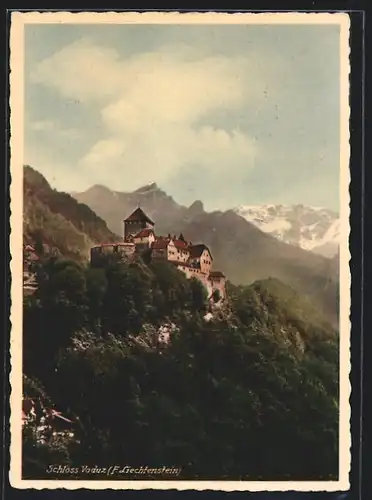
[[9, 10, 351, 491]]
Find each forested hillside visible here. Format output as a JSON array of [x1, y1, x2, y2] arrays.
[[23, 165, 119, 261], [23, 253, 339, 481]]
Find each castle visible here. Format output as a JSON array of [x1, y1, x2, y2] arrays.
[[90, 207, 226, 300]]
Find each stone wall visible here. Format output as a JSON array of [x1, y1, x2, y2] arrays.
[[152, 248, 167, 260], [90, 243, 136, 265], [134, 233, 155, 246], [209, 277, 227, 300], [176, 264, 214, 297]]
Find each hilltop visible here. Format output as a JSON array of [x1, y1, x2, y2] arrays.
[[23, 166, 120, 261], [73, 181, 339, 325]]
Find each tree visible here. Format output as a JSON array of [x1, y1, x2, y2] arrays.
[[101, 261, 152, 335], [189, 277, 208, 312], [211, 288, 221, 303], [23, 257, 88, 382], [85, 267, 108, 332], [149, 262, 191, 317], [31, 229, 44, 257]]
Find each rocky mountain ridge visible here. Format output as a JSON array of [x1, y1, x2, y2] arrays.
[[234, 204, 339, 258]]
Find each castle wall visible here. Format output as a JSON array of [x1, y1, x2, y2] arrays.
[[176, 264, 213, 297], [175, 264, 227, 301], [152, 248, 167, 260], [118, 243, 137, 258], [209, 277, 227, 299], [90, 243, 136, 265], [134, 233, 155, 247], [199, 249, 213, 274], [175, 248, 190, 262], [167, 241, 178, 262]]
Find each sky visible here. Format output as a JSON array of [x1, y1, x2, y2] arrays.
[[24, 21, 341, 212]]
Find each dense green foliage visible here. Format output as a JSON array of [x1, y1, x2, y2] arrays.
[[23, 255, 339, 481]]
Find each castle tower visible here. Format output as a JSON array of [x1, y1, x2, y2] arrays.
[[123, 207, 155, 241]]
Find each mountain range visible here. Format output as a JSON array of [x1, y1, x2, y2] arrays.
[[21, 166, 339, 326], [72, 180, 339, 326], [234, 204, 339, 258]]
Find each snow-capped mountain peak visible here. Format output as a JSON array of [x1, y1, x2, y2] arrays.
[[234, 204, 339, 258]]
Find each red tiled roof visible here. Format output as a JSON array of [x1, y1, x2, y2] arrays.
[[209, 271, 225, 278], [151, 239, 170, 250], [173, 239, 189, 250], [124, 207, 154, 225], [189, 244, 213, 259], [134, 228, 154, 238]]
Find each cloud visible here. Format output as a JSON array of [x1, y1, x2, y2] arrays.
[[31, 39, 124, 103], [30, 39, 264, 190], [30, 120, 55, 132], [30, 120, 80, 139]]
